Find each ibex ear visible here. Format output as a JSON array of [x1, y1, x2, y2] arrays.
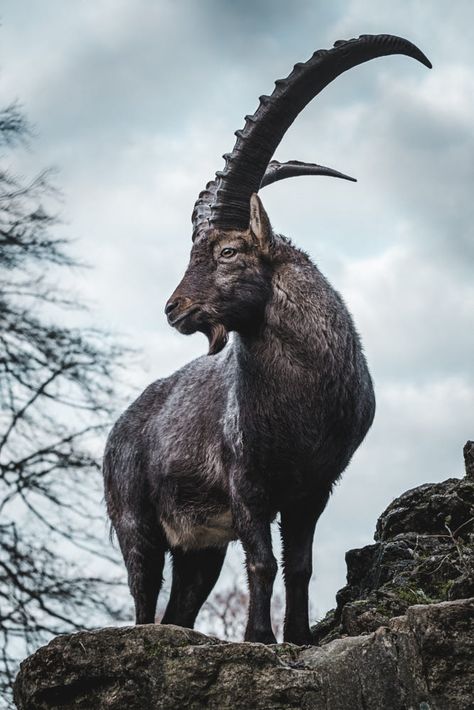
[[249, 193, 272, 251]]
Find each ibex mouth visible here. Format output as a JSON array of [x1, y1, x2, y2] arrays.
[[168, 306, 201, 331], [167, 305, 228, 354]]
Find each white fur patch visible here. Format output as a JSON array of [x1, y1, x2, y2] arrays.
[[223, 385, 243, 457], [161, 510, 237, 551]]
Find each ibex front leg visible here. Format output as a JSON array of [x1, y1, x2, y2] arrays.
[[280, 493, 330, 644], [230, 472, 277, 644]]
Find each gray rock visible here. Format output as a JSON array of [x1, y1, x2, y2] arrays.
[[464, 440, 474, 479], [312, 462, 474, 644], [13, 599, 474, 709], [14, 443, 474, 708]]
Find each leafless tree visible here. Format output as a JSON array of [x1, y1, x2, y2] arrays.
[[0, 102, 128, 707]]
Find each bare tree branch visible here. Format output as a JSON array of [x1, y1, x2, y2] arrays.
[[0, 101, 130, 707]]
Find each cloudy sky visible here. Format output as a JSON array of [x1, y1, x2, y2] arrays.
[[2, 0, 473, 624]]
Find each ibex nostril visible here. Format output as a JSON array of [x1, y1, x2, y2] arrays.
[[165, 300, 179, 316]]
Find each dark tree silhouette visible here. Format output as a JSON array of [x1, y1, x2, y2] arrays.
[[0, 103, 128, 706]]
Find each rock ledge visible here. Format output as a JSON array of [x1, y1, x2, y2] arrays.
[[13, 598, 474, 710], [14, 446, 474, 709]]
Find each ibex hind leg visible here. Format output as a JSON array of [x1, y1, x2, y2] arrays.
[[114, 510, 166, 625], [161, 546, 227, 629]]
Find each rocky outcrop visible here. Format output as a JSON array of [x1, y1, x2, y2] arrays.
[[14, 442, 474, 709], [12, 599, 474, 710], [311, 442, 474, 645]]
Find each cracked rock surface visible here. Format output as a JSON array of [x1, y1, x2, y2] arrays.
[[12, 599, 474, 710]]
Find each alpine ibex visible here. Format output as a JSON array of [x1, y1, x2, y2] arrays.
[[103, 34, 431, 644]]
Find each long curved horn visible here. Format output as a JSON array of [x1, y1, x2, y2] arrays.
[[192, 161, 355, 240], [260, 160, 356, 188], [192, 34, 430, 237]]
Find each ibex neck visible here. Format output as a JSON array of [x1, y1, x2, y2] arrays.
[[235, 259, 348, 379]]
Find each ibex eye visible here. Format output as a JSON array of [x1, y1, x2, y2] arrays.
[[220, 247, 237, 259]]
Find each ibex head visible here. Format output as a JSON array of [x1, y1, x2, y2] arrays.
[[166, 194, 275, 354], [166, 35, 431, 354]]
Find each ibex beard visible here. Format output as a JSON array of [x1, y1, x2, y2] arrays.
[[103, 34, 430, 644]]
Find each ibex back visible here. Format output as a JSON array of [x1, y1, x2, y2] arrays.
[[103, 34, 431, 644]]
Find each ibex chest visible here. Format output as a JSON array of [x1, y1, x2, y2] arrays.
[[160, 510, 237, 551]]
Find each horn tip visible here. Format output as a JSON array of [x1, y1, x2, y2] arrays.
[[369, 33, 432, 69], [336, 172, 357, 183], [410, 47, 432, 69]]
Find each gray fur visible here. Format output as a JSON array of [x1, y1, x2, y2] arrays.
[[103, 218, 375, 641]]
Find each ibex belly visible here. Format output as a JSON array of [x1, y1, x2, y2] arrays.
[[160, 509, 237, 551]]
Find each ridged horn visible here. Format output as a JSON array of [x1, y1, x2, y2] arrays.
[[192, 181, 218, 242], [260, 160, 356, 188], [191, 34, 431, 239], [191, 162, 355, 240]]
